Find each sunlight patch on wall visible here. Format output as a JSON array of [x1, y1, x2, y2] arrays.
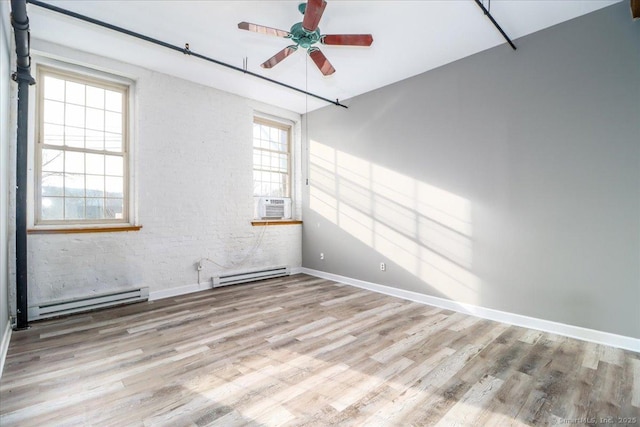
[[309, 140, 481, 304], [336, 150, 370, 189], [374, 221, 420, 277], [309, 185, 338, 224], [416, 181, 472, 237], [338, 203, 375, 247]]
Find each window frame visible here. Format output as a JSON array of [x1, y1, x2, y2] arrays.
[[252, 116, 292, 199], [33, 64, 133, 228]]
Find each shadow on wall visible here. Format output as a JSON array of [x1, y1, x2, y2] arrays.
[[309, 139, 482, 305]]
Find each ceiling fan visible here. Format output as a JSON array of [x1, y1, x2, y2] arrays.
[[238, 0, 373, 76]]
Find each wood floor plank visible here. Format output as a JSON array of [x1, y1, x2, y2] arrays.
[[1, 273, 638, 426], [631, 358, 640, 408], [434, 374, 504, 426]]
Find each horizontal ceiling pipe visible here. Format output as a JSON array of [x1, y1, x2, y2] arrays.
[[26, 0, 348, 108], [473, 0, 517, 50]]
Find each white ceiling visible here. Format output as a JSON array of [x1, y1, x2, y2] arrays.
[[8, 0, 621, 113]]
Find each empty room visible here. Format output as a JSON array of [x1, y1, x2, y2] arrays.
[[1, 0, 639, 425]]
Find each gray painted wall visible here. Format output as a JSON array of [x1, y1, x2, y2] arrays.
[[302, 2, 640, 339]]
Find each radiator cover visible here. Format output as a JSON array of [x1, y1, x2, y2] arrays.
[[213, 266, 290, 287], [28, 287, 149, 320]]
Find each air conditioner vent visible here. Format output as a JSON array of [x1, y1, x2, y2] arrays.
[[256, 197, 291, 219]]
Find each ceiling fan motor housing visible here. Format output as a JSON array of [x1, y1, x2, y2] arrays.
[[290, 22, 321, 49]]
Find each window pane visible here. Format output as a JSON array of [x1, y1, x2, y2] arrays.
[[86, 107, 104, 131], [105, 198, 124, 219], [253, 172, 264, 196], [86, 175, 104, 197], [105, 111, 122, 134], [105, 90, 122, 112], [65, 151, 85, 174], [105, 133, 122, 152], [43, 123, 64, 146], [270, 127, 279, 142], [65, 198, 85, 220], [253, 124, 260, 139], [105, 176, 123, 198], [65, 126, 84, 148], [43, 100, 64, 125], [42, 173, 63, 196], [65, 104, 85, 128], [105, 155, 123, 176], [65, 81, 85, 105], [41, 197, 64, 220], [85, 129, 104, 151], [42, 149, 64, 172], [65, 173, 85, 197], [86, 86, 104, 109], [86, 153, 105, 175], [44, 76, 65, 101], [258, 152, 267, 171], [86, 198, 105, 219]]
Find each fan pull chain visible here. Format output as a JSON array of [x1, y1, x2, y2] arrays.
[[305, 54, 310, 186]]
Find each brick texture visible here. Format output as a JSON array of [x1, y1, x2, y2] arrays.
[[11, 46, 302, 307]]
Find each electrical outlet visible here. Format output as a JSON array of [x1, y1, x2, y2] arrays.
[[380, 262, 386, 271], [320, 253, 324, 260]]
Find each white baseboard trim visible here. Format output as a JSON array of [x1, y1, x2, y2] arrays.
[[290, 266, 303, 275], [0, 320, 12, 380], [149, 282, 213, 301], [301, 268, 640, 353]]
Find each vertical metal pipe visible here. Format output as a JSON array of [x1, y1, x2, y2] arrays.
[[11, 0, 35, 330], [15, 79, 29, 330]]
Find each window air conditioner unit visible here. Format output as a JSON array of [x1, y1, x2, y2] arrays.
[[257, 197, 291, 219]]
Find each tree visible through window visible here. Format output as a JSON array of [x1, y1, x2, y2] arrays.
[[36, 67, 129, 224], [253, 118, 291, 198]]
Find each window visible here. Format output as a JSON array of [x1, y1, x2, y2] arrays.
[[253, 117, 291, 198], [35, 66, 130, 226]]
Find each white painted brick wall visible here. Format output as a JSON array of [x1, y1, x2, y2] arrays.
[[10, 41, 302, 308], [1, 8, 12, 333]]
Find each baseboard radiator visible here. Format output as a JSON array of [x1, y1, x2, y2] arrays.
[[213, 266, 290, 288], [28, 287, 149, 320]]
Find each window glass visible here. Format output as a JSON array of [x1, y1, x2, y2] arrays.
[[252, 118, 291, 198], [37, 66, 129, 225]]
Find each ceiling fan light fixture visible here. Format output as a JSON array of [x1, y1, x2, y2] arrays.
[[238, 0, 373, 76]]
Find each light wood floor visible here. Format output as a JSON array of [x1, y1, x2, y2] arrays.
[[1, 274, 639, 426]]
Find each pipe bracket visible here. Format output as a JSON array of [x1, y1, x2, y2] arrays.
[[12, 69, 36, 85]]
